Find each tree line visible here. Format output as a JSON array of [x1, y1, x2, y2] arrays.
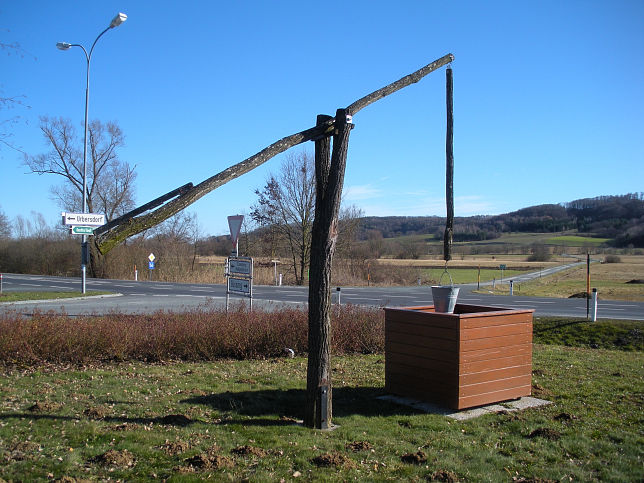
[[358, 193, 644, 248]]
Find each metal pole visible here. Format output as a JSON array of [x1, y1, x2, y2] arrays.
[[81, 51, 90, 294], [586, 252, 590, 319], [59, 17, 123, 294]]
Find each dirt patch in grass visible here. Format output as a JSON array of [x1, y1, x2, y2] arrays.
[[182, 445, 233, 471], [527, 428, 561, 440], [401, 450, 427, 464], [83, 405, 110, 419], [345, 440, 373, 452], [106, 422, 140, 431], [311, 451, 356, 469], [3, 440, 41, 462], [90, 449, 136, 467], [230, 445, 267, 457], [27, 401, 62, 412], [53, 477, 93, 483], [553, 412, 578, 423], [158, 440, 190, 456], [430, 469, 460, 482]]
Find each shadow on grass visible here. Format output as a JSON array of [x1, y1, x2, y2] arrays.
[[0, 387, 422, 428], [533, 319, 587, 333], [181, 386, 422, 423]]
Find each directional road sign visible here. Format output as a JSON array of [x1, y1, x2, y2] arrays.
[[62, 212, 105, 226], [70, 226, 95, 235], [228, 277, 251, 295], [149, 261, 155, 270], [229, 257, 252, 276]]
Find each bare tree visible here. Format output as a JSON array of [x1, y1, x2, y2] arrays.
[[0, 205, 11, 239], [251, 151, 316, 285], [24, 116, 136, 221], [1, 39, 33, 153]]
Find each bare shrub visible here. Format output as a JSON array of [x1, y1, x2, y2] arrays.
[[0, 305, 384, 365], [604, 254, 621, 263]]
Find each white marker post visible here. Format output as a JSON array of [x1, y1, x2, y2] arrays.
[[590, 288, 598, 322]]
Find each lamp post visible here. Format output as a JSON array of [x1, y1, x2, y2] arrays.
[[56, 12, 127, 294]]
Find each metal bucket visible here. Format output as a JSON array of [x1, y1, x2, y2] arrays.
[[431, 270, 459, 313], [431, 285, 460, 313]]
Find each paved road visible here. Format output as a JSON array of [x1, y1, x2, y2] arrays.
[[1, 271, 643, 320]]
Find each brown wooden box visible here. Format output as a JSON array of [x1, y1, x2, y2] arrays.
[[384, 304, 534, 410]]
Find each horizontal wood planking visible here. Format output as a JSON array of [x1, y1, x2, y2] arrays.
[[460, 353, 531, 373], [386, 330, 458, 352], [460, 333, 532, 352], [386, 350, 458, 375], [459, 344, 531, 364], [458, 385, 532, 409], [384, 304, 534, 410], [459, 365, 532, 386]]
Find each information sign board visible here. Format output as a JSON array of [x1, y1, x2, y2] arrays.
[[229, 257, 252, 276], [70, 226, 95, 235], [228, 277, 251, 295], [62, 212, 105, 226], [149, 261, 155, 270]]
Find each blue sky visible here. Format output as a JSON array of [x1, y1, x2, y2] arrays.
[[2, 1, 643, 237]]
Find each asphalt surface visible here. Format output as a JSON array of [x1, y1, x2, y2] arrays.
[[1, 269, 643, 320]]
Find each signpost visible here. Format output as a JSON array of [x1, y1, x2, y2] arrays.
[[61, 212, 106, 294], [148, 253, 156, 280], [499, 263, 506, 283], [226, 255, 253, 311]]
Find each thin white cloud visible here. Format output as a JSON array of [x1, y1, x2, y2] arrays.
[[343, 184, 382, 201]]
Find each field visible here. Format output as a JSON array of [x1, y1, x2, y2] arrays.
[[507, 255, 644, 301], [1, 307, 642, 482]]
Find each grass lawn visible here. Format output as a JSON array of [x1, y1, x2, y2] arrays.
[[1, 342, 642, 481], [0, 291, 110, 303]]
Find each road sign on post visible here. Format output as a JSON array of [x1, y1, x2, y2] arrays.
[[228, 215, 244, 256], [62, 212, 106, 226], [70, 226, 95, 235], [226, 255, 253, 311]]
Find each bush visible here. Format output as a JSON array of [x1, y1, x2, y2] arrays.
[[527, 243, 551, 262], [0, 305, 384, 365], [604, 254, 621, 263]]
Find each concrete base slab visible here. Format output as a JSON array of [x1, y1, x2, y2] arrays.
[[377, 395, 551, 420]]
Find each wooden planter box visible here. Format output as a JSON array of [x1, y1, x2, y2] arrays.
[[384, 304, 534, 410]]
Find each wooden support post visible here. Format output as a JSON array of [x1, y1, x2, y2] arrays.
[[444, 66, 454, 262], [305, 110, 352, 429]]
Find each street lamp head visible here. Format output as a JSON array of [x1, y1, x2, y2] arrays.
[[109, 12, 127, 28], [56, 42, 72, 50]]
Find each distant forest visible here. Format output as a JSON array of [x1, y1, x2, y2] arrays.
[[358, 193, 644, 248]]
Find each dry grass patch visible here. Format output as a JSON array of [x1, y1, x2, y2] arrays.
[[519, 255, 644, 300]]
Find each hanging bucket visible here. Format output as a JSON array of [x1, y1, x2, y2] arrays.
[[431, 270, 460, 313]]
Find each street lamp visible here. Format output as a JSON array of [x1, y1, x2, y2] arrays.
[[56, 12, 127, 294]]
